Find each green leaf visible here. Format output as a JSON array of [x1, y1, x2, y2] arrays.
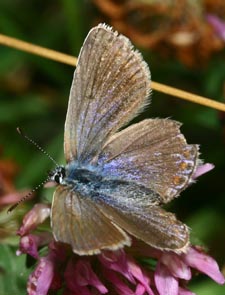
[[0, 244, 28, 295]]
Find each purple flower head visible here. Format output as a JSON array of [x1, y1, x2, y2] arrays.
[[22, 232, 224, 295], [16, 162, 224, 295]]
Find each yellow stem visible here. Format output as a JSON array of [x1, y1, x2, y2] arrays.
[[0, 34, 77, 66], [151, 82, 225, 111], [0, 33, 225, 112]]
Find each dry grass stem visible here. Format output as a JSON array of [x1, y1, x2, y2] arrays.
[[0, 33, 225, 112]]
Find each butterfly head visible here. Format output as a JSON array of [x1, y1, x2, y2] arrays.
[[48, 166, 66, 184]]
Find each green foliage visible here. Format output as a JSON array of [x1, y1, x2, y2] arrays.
[[0, 245, 27, 294]]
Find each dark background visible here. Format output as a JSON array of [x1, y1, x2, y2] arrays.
[[0, 1, 224, 294]]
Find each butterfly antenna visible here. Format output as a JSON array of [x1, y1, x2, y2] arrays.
[[17, 127, 59, 166], [7, 177, 51, 213]]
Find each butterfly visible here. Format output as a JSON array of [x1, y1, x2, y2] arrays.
[[49, 23, 199, 255]]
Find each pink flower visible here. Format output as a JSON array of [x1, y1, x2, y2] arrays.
[[182, 246, 225, 284], [206, 14, 225, 41], [65, 258, 108, 294], [16, 159, 224, 295], [27, 253, 56, 295], [160, 252, 191, 280], [99, 250, 135, 283], [27, 242, 66, 295], [21, 231, 224, 295], [192, 163, 214, 179], [99, 250, 154, 295], [127, 258, 154, 295], [154, 246, 225, 295], [17, 203, 50, 236], [155, 262, 179, 295], [17, 232, 52, 259]]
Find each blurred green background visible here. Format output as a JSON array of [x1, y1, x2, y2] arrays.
[[0, 0, 224, 294]]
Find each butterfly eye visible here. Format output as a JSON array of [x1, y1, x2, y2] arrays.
[[54, 174, 60, 184], [49, 166, 66, 184]]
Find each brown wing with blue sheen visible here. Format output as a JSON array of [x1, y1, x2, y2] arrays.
[[64, 24, 150, 163], [98, 118, 199, 203], [51, 186, 131, 255], [92, 180, 190, 253], [97, 201, 190, 253]]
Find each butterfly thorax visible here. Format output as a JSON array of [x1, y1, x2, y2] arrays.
[[64, 162, 104, 194], [50, 161, 161, 208], [50, 161, 103, 190]]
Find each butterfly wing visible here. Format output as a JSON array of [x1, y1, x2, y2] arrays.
[[64, 24, 150, 163], [51, 186, 131, 255], [98, 119, 199, 202], [97, 201, 189, 253], [91, 181, 190, 253]]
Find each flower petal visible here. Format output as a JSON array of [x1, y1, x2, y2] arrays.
[[104, 268, 134, 295], [18, 204, 50, 236], [161, 252, 191, 280], [65, 257, 108, 294], [99, 250, 135, 283], [75, 260, 108, 293], [135, 284, 147, 295], [155, 262, 179, 295], [128, 258, 154, 295], [183, 247, 225, 284], [27, 255, 54, 295], [17, 233, 52, 259], [192, 163, 214, 179], [17, 234, 39, 259]]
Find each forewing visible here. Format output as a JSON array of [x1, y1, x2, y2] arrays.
[[98, 119, 199, 202], [64, 24, 150, 163], [51, 186, 131, 255]]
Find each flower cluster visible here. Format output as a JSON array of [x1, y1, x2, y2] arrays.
[[17, 200, 224, 295]]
